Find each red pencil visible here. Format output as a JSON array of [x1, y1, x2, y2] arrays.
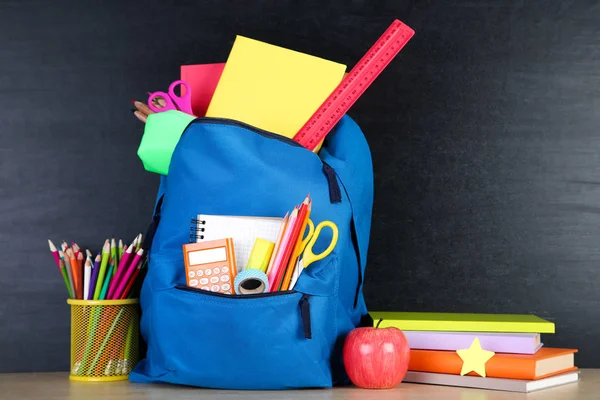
[[119, 266, 141, 299], [272, 196, 310, 290]]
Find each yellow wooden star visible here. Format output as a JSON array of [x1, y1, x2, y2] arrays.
[[456, 337, 495, 377]]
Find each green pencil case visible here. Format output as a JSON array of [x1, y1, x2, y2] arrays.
[[137, 110, 196, 175]]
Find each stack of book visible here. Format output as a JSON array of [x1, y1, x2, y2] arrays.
[[369, 312, 579, 393]]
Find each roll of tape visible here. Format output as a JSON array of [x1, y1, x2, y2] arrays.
[[234, 269, 270, 295]]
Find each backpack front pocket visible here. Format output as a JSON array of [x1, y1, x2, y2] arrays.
[[151, 285, 336, 389]]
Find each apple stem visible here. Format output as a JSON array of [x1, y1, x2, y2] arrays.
[[376, 318, 384, 328]]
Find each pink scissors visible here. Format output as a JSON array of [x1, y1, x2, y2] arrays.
[[147, 80, 194, 115]]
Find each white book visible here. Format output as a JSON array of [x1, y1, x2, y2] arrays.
[[404, 370, 579, 393], [192, 214, 284, 271]]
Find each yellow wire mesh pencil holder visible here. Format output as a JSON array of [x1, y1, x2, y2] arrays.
[[67, 298, 139, 382]]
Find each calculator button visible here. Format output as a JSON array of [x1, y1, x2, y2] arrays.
[[213, 267, 220, 274], [221, 275, 230, 282], [205, 269, 212, 276], [210, 276, 219, 284], [211, 285, 220, 292], [196, 270, 204, 277], [201, 286, 210, 291], [199, 278, 209, 285], [188, 271, 196, 278], [221, 266, 229, 273], [221, 283, 231, 291], [189, 279, 198, 287]]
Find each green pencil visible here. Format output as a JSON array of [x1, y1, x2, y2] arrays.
[[93, 240, 111, 300], [135, 233, 143, 252], [99, 259, 114, 300], [59, 259, 74, 298], [118, 239, 124, 259], [110, 238, 118, 273]]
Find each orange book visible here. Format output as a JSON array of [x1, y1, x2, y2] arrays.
[[409, 347, 578, 380]]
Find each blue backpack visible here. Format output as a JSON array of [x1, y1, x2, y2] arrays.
[[129, 114, 374, 389]]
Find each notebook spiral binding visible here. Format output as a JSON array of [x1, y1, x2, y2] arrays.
[[189, 218, 207, 242]]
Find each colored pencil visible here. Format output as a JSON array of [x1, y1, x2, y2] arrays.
[[110, 238, 118, 274], [130, 234, 138, 250], [281, 198, 312, 291], [83, 258, 92, 300], [135, 233, 143, 251], [63, 255, 76, 300], [112, 249, 144, 299], [61, 241, 68, 252], [72, 242, 81, 257], [93, 240, 111, 300], [272, 200, 308, 290], [132, 100, 155, 115], [120, 266, 141, 299], [59, 259, 74, 298], [265, 213, 289, 277], [268, 207, 298, 290], [277, 196, 310, 290], [86, 249, 92, 259], [118, 239, 124, 259], [99, 257, 114, 300], [48, 240, 61, 268], [67, 249, 82, 299], [133, 110, 147, 123], [107, 244, 134, 300], [77, 251, 84, 289], [88, 253, 102, 301]]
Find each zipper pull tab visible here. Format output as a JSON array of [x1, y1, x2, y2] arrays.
[[299, 294, 312, 339], [322, 162, 342, 204]]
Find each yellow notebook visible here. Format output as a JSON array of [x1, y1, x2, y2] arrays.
[[206, 35, 346, 142], [369, 312, 555, 333]]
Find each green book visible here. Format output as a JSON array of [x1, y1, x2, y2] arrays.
[[369, 312, 555, 333]]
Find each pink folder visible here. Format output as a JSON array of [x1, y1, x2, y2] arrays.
[[180, 63, 225, 117]]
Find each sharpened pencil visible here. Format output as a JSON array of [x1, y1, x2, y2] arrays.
[[88, 253, 102, 300], [93, 240, 111, 300], [48, 240, 61, 268], [63, 256, 76, 300], [83, 258, 92, 300]]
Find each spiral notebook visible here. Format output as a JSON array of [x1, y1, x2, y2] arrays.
[[190, 214, 284, 270]]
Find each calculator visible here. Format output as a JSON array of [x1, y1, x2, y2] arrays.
[[183, 238, 237, 294]]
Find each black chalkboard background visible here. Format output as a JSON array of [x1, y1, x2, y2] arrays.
[[1, 0, 599, 372]]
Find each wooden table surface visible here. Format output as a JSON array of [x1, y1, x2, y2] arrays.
[[0, 370, 595, 400]]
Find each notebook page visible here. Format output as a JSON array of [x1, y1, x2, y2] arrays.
[[196, 215, 283, 271]]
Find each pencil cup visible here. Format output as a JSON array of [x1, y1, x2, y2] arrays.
[[67, 298, 139, 382]]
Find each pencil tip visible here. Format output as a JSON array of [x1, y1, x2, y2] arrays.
[[130, 99, 136, 104]]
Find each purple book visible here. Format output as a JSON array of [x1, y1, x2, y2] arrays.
[[403, 331, 543, 354]]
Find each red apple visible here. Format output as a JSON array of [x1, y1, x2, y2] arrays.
[[343, 319, 410, 389]]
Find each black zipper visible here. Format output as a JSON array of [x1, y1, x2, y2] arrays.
[[175, 284, 297, 299], [182, 117, 342, 204], [142, 194, 164, 252], [299, 294, 312, 339]]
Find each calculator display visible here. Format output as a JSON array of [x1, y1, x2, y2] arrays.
[[188, 247, 227, 265]]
